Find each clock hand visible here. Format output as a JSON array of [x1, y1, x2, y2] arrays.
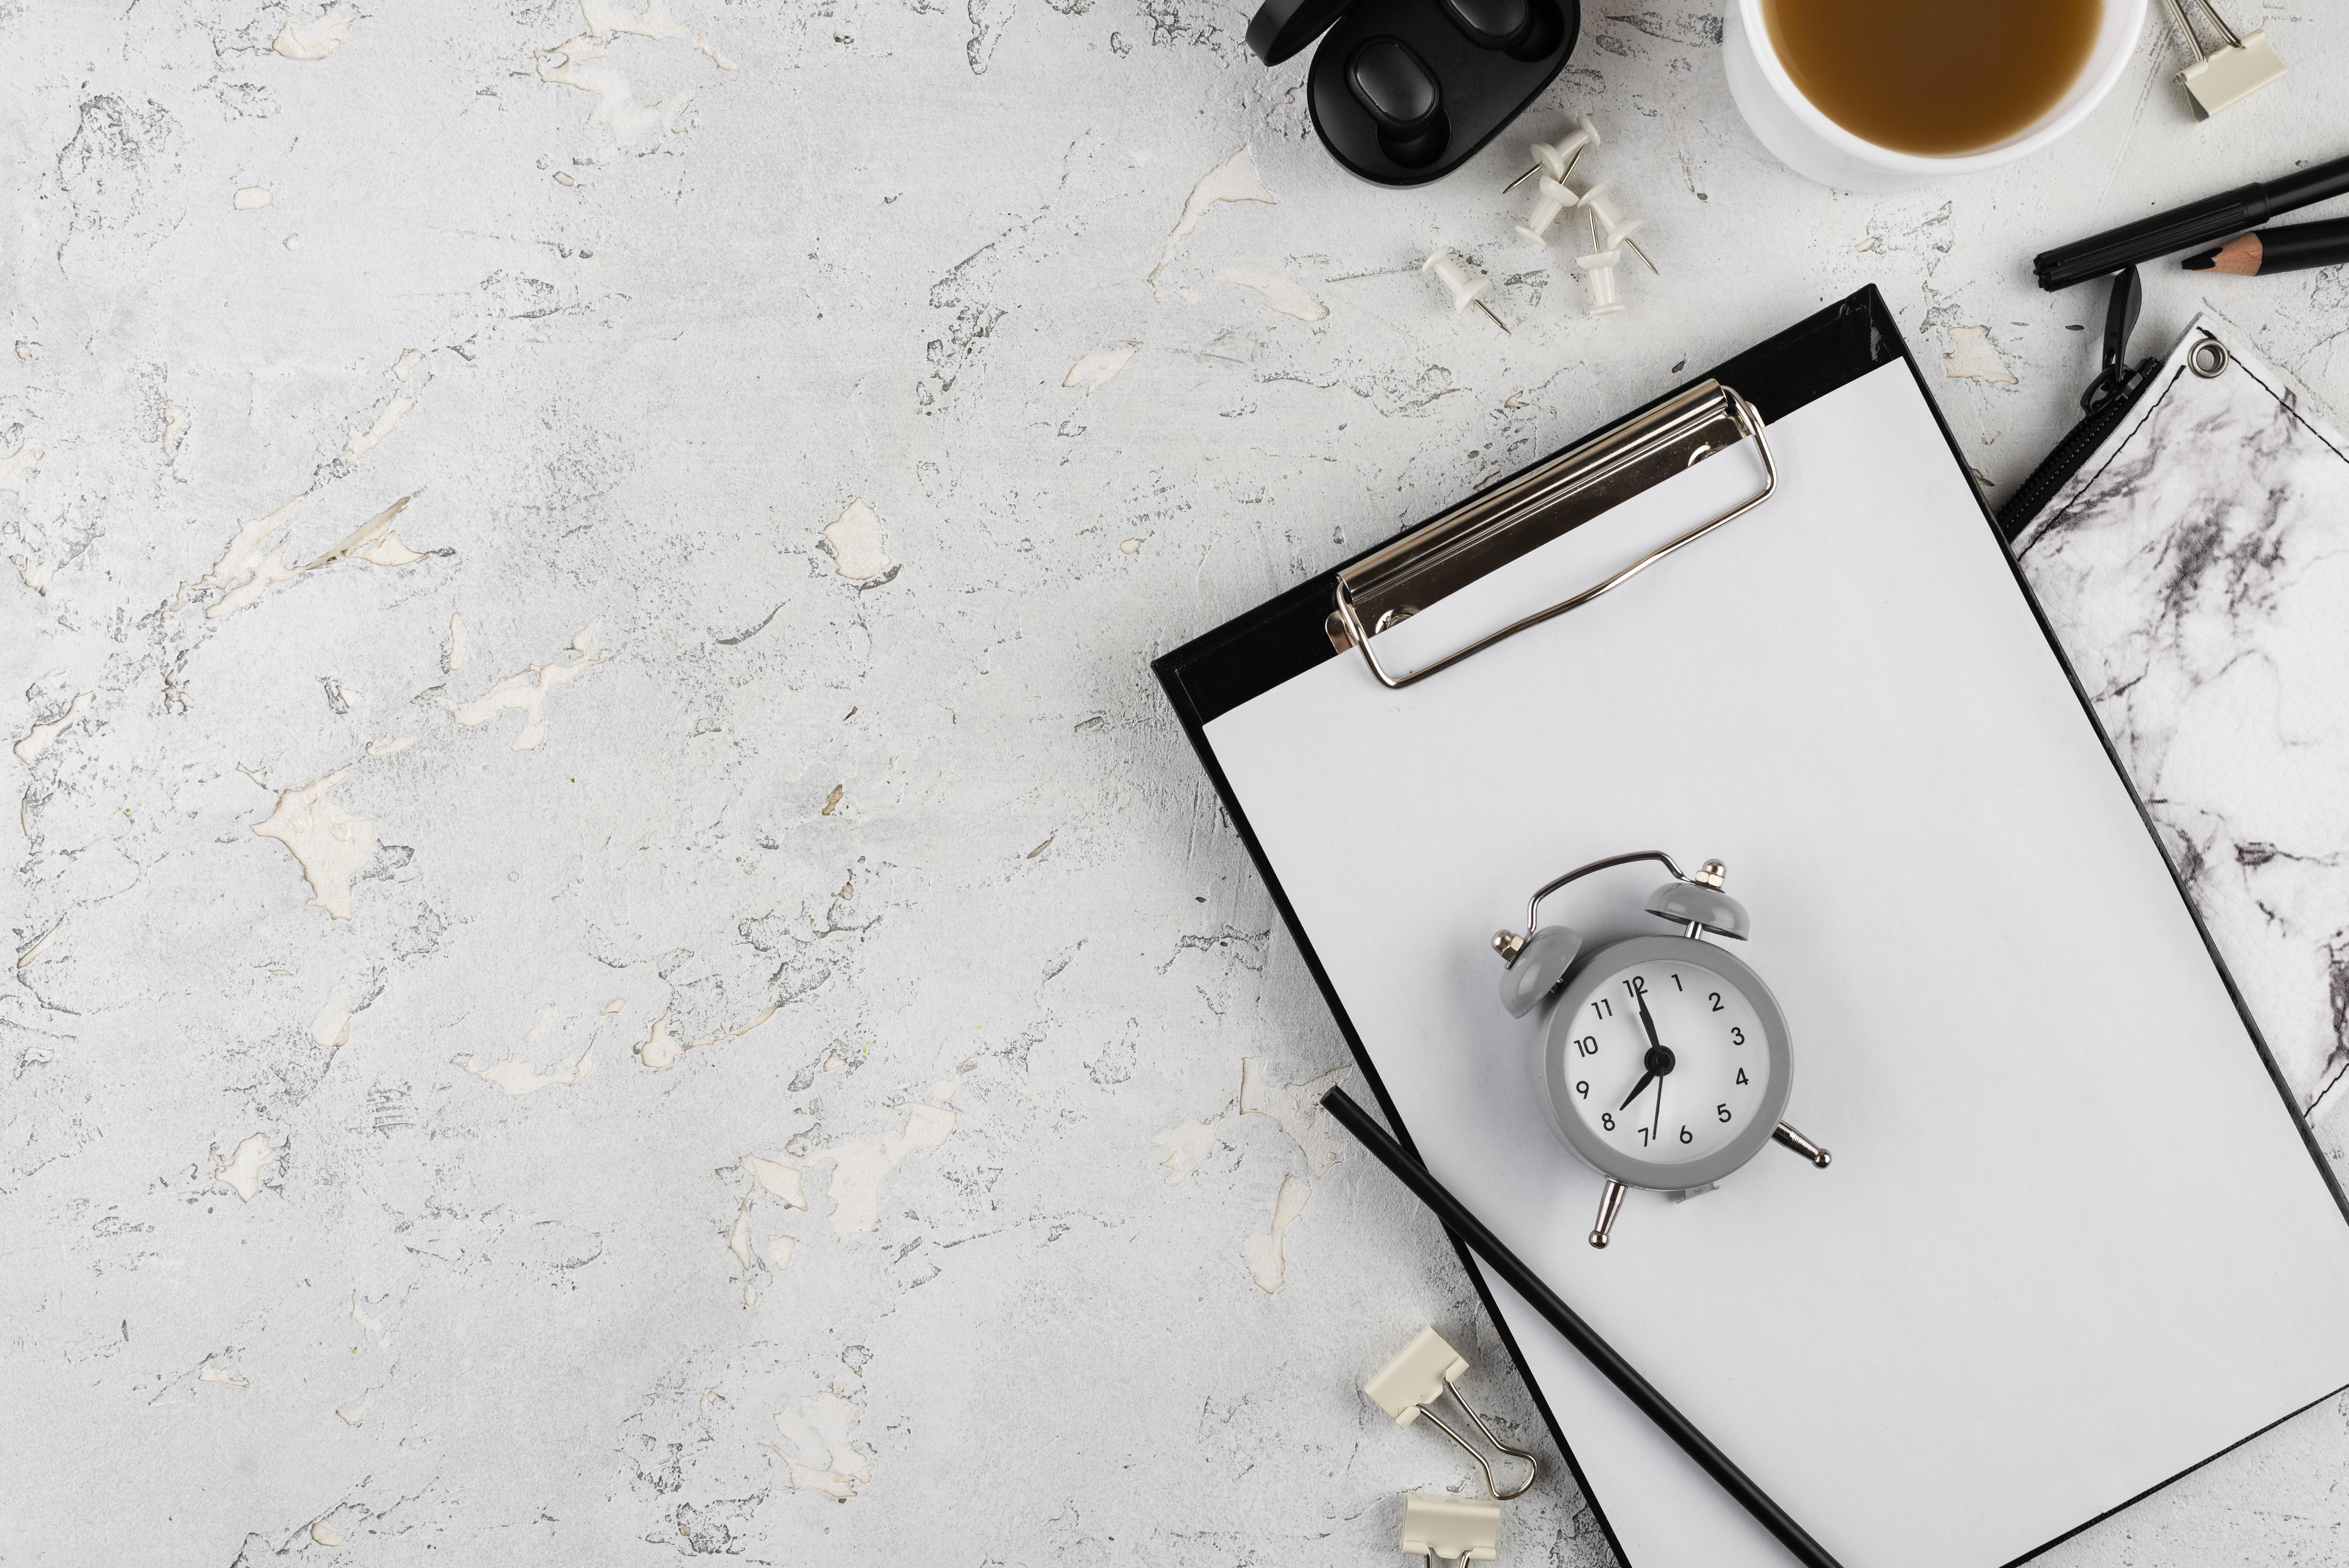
[[1619, 991, 1677, 1118], [1633, 987, 1672, 1138]]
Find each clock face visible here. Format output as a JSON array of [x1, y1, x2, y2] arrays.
[[1551, 953, 1775, 1169]]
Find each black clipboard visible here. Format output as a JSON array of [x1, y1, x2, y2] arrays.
[[1151, 285, 2349, 1568]]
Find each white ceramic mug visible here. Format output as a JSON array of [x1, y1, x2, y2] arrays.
[[1722, 0, 2148, 192]]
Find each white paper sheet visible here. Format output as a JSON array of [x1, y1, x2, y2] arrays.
[[1204, 362, 2349, 1568]]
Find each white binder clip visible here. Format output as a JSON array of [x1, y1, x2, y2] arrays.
[[1504, 115, 1600, 194], [2166, 0, 2285, 119], [1515, 177, 1580, 244], [1401, 1491, 1501, 1563], [1365, 1327, 1536, 1498], [1422, 249, 1511, 335], [1569, 183, 1656, 274], [1575, 249, 1624, 318]]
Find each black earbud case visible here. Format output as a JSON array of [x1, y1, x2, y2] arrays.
[[1247, 0, 1578, 187]]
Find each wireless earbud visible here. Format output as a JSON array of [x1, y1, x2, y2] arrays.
[[1349, 38, 1441, 135], [1244, 0, 1578, 187], [1349, 38, 1449, 168], [1438, 0, 1533, 51]]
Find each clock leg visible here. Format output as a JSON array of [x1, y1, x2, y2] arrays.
[[1772, 1121, 1832, 1168], [1588, 1178, 1628, 1248]]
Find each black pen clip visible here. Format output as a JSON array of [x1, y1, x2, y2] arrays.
[[2081, 266, 2158, 413]]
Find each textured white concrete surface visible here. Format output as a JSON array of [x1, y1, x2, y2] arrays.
[[6, 2, 2349, 1564]]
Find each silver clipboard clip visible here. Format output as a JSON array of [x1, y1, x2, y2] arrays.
[[1327, 380, 1778, 689]]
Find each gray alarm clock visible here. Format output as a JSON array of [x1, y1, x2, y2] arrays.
[[1490, 850, 1830, 1248]]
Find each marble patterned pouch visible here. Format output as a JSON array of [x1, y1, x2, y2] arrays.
[[2018, 314, 2349, 1117]]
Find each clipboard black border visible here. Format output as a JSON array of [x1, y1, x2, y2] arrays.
[[1151, 284, 2349, 1568]]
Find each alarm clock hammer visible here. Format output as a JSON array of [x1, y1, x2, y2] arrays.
[[1490, 849, 1832, 1247]]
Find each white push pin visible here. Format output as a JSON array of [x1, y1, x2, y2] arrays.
[[1570, 181, 1657, 274], [1365, 1327, 1537, 1499], [1422, 248, 1510, 335], [1576, 249, 1624, 318], [1401, 1492, 1501, 1563], [1600, 214, 1647, 255], [1503, 115, 1600, 194], [1513, 177, 1579, 244]]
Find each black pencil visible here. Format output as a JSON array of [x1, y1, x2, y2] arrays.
[[2034, 151, 2349, 291], [2185, 216, 2349, 277], [1320, 1087, 1848, 1568]]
